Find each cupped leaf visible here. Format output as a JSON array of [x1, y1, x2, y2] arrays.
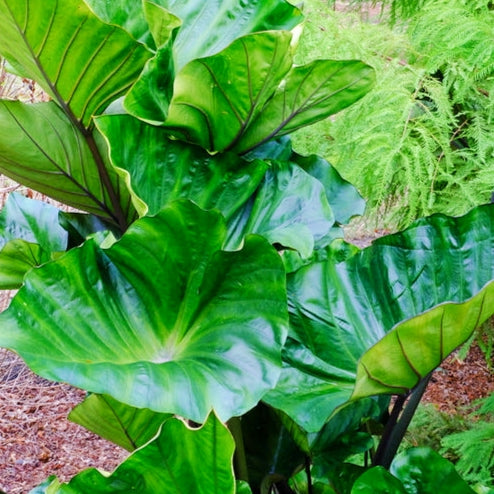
[[163, 31, 293, 151], [162, 31, 374, 153], [0, 193, 68, 289], [0, 0, 152, 127], [35, 413, 236, 494], [69, 393, 171, 451], [96, 114, 267, 218], [0, 101, 136, 227], [265, 204, 494, 431], [0, 200, 288, 422]]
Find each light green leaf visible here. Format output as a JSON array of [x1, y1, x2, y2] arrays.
[[0, 193, 68, 289], [0, 201, 288, 422], [69, 393, 172, 451], [353, 284, 494, 398], [265, 205, 494, 431], [34, 413, 236, 494], [0, 0, 152, 127], [95, 114, 267, 218], [237, 59, 376, 154], [163, 32, 374, 153], [0, 101, 136, 227]]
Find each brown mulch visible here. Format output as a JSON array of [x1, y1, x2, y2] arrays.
[[0, 353, 127, 493]]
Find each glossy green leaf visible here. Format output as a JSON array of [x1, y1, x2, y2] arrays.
[[0, 193, 68, 289], [163, 32, 374, 153], [154, 0, 302, 69], [123, 7, 181, 123], [390, 447, 475, 493], [96, 114, 267, 218], [69, 394, 171, 451], [265, 205, 494, 431], [35, 413, 236, 494], [0, 0, 151, 127], [293, 153, 366, 226], [0, 101, 136, 227], [225, 160, 336, 257], [0, 201, 288, 422], [351, 467, 407, 494]]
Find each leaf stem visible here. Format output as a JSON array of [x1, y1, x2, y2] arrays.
[[228, 417, 250, 483], [372, 373, 432, 469]]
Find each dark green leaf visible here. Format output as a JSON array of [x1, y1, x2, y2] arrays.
[[390, 447, 475, 493], [0, 102, 136, 226]]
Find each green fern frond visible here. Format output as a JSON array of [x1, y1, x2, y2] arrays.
[[440, 422, 494, 487]]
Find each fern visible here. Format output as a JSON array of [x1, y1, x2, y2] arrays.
[[440, 395, 494, 487], [294, 1, 494, 229]]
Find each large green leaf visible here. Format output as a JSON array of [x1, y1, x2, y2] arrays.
[[0, 193, 68, 289], [0, 101, 136, 227], [95, 114, 267, 218], [0, 0, 151, 127], [162, 31, 375, 153], [0, 201, 288, 422], [152, 0, 303, 69], [265, 205, 494, 431], [97, 115, 336, 259], [35, 413, 236, 494], [69, 394, 171, 451]]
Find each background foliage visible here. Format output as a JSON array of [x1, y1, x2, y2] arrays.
[[294, 0, 494, 228]]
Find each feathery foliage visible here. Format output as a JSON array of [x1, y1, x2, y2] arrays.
[[440, 395, 494, 488], [294, 0, 494, 228]]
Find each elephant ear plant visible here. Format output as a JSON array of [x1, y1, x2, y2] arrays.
[[0, 1, 492, 492]]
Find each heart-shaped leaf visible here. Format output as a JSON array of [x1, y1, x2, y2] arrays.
[[0, 200, 288, 422], [35, 413, 236, 494]]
